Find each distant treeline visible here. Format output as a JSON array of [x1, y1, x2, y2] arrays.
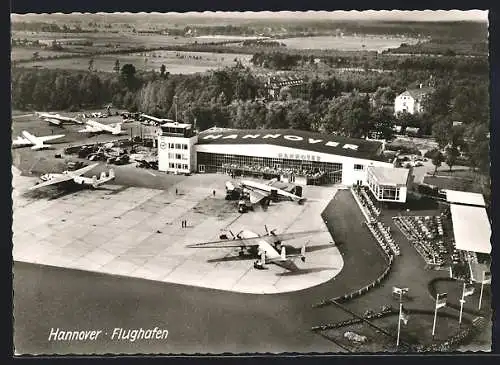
[[11, 21, 90, 33], [250, 51, 489, 75], [12, 19, 487, 41], [385, 39, 488, 56]]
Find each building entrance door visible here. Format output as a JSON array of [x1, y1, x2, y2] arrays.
[[198, 164, 205, 173]]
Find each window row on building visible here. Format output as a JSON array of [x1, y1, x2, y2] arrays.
[[367, 178, 401, 201], [168, 163, 189, 170], [196, 152, 343, 184], [167, 143, 189, 150], [167, 152, 189, 161]]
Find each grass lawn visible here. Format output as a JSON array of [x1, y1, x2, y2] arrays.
[[423, 176, 481, 193]]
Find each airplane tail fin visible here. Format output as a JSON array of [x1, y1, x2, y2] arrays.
[[300, 245, 306, 262], [113, 123, 122, 134], [267, 178, 278, 185], [92, 175, 98, 188], [260, 251, 266, 266], [291, 185, 303, 197], [281, 246, 286, 260]]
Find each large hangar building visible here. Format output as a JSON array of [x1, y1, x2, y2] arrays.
[[157, 124, 395, 186]]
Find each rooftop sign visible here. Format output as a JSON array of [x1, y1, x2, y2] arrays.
[[196, 129, 384, 161], [201, 133, 359, 150]]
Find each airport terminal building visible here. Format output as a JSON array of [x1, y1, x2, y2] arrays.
[[158, 124, 396, 186]]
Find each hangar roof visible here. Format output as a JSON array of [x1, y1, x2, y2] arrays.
[[197, 129, 384, 161], [445, 190, 486, 207], [450, 204, 491, 254]]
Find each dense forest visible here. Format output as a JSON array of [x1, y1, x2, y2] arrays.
[[11, 60, 489, 175]]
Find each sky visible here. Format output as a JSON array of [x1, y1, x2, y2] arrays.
[[12, 10, 488, 22]]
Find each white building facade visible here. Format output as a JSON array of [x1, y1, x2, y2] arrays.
[[366, 166, 410, 203], [157, 122, 198, 174], [394, 87, 433, 115], [157, 128, 403, 186]]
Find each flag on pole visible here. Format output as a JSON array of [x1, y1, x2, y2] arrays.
[[483, 271, 491, 285], [399, 306, 409, 325], [436, 293, 447, 309], [393, 286, 403, 296], [463, 283, 475, 297], [393, 286, 408, 296]]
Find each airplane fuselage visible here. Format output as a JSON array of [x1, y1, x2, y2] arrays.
[[236, 230, 281, 261], [241, 180, 303, 203]]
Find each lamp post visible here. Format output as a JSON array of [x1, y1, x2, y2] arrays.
[[173, 95, 178, 122]]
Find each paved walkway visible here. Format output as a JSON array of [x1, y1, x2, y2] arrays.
[[12, 169, 343, 294]]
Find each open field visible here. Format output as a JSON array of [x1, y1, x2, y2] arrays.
[[16, 50, 253, 74], [11, 48, 79, 61], [280, 35, 420, 51], [12, 31, 198, 48]]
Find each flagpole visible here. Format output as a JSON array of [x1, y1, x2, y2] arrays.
[[478, 271, 485, 311], [397, 302, 402, 347], [432, 293, 439, 337], [459, 282, 465, 326]]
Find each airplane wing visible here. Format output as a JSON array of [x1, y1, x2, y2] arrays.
[[268, 258, 300, 271], [263, 229, 328, 244], [29, 175, 74, 190], [267, 178, 279, 185], [248, 189, 268, 204], [69, 163, 99, 176], [187, 237, 263, 249], [12, 137, 31, 146], [44, 118, 63, 126], [79, 126, 103, 133], [38, 134, 65, 142]]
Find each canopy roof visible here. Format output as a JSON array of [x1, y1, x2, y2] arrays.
[[450, 204, 491, 254]]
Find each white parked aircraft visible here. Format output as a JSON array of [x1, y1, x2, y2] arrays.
[[29, 163, 115, 190], [140, 114, 173, 125], [36, 112, 83, 126], [187, 226, 325, 271], [79, 120, 122, 135], [12, 130, 65, 150], [227, 178, 306, 206]]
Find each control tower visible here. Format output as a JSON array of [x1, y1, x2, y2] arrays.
[[157, 122, 198, 174]]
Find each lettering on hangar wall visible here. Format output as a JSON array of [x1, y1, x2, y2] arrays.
[[201, 133, 359, 158]]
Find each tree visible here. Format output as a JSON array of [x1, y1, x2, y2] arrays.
[[422, 84, 452, 120], [371, 108, 395, 140], [113, 59, 120, 73], [120, 63, 137, 90], [431, 151, 444, 176], [88, 58, 94, 72], [432, 120, 452, 149], [160, 64, 166, 78], [445, 145, 460, 171]]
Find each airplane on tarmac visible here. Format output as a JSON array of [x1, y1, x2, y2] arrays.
[[140, 114, 173, 126], [29, 163, 115, 191], [226, 178, 306, 208], [79, 120, 122, 135], [187, 226, 326, 271], [36, 112, 83, 126], [12, 130, 65, 150]]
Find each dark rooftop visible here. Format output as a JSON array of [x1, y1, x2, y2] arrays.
[[197, 129, 386, 161]]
